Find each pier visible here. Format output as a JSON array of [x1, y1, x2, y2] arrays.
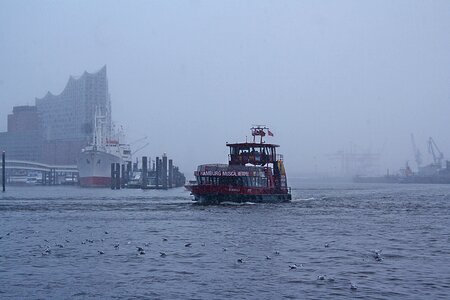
[[0, 158, 78, 186], [112, 153, 185, 190]]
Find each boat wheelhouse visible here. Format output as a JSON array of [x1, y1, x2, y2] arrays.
[[191, 126, 291, 204]]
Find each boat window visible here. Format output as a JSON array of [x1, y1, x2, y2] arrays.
[[197, 175, 267, 187], [243, 176, 268, 187], [219, 176, 240, 186]]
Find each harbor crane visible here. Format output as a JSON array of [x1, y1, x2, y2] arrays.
[[130, 136, 148, 146], [410, 133, 422, 168], [427, 137, 444, 167], [132, 142, 150, 156], [130, 136, 149, 155]]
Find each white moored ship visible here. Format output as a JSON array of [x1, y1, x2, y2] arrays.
[[77, 110, 131, 187]]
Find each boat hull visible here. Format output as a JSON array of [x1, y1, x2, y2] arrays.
[[77, 150, 121, 187], [79, 176, 111, 187], [192, 193, 291, 205], [191, 184, 291, 205]]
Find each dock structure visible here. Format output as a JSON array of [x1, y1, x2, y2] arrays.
[[121, 153, 185, 190], [0, 159, 78, 186]]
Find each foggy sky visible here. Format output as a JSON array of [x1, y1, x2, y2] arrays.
[[1, 0, 450, 177]]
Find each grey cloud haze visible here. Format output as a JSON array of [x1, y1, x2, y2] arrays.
[[1, 0, 450, 177]]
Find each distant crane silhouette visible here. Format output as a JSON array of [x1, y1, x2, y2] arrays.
[[132, 142, 150, 156], [428, 137, 444, 167]]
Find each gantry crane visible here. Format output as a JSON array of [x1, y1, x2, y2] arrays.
[[428, 137, 444, 167]]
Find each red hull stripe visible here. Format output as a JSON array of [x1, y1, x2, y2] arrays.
[[191, 185, 289, 195], [79, 177, 111, 187]]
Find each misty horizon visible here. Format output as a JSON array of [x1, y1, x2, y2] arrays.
[[1, 1, 449, 177]]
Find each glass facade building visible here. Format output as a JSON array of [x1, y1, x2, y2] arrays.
[[0, 66, 111, 165]]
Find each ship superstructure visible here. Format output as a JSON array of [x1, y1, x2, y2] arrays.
[[77, 108, 131, 187]]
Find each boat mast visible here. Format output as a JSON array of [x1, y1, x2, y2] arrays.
[[251, 125, 268, 144], [93, 106, 106, 148]]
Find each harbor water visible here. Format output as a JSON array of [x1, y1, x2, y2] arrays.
[[1, 180, 449, 299]]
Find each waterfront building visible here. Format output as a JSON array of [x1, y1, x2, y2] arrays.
[[0, 131, 43, 162], [0, 66, 112, 165], [7, 105, 39, 133], [36, 66, 111, 143], [0, 105, 42, 162]]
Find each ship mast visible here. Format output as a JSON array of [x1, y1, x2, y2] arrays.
[[93, 106, 106, 148]]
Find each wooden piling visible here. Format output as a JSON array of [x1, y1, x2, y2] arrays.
[[49, 168, 53, 185], [121, 164, 126, 188], [162, 155, 168, 189], [126, 162, 131, 186], [141, 156, 148, 188], [54, 169, 58, 185], [155, 157, 160, 188], [168, 159, 173, 188], [115, 163, 121, 189], [2, 151, 5, 192], [111, 163, 116, 189]]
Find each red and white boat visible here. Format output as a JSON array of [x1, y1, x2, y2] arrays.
[[191, 126, 291, 204], [77, 110, 131, 187]]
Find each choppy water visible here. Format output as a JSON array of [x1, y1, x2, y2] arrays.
[[1, 180, 450, 299]]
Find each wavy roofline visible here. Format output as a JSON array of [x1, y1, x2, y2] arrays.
[[35, 65, 107, 101]]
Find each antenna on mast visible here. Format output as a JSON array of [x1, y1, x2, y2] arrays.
[[251, 125, 268, 143]]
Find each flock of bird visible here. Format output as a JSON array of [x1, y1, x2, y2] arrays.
[[0, 229, 389, 293], [8, 228, 388, 293]]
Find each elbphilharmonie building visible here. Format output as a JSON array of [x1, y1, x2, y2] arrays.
[[0, 66, 112, 165]]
